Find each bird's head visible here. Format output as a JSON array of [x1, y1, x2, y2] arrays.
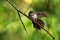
[[28, 11, 37, 20]]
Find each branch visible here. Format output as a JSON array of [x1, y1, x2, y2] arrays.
[[17, 11, 28, 33], [6, 0, 30, 20], [6, 0, 55, 40], [7, 0, 29, 33]]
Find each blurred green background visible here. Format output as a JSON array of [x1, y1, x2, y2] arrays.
[[0, 0, 60, 40]]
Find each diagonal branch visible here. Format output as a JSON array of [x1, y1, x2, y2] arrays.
[[17, 11, 28, 33], [6, 0, 30, 19], [6, 0, 55, 40], [7, 0, 29, 33]]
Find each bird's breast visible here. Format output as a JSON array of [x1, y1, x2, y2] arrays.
[[31, 14, 37, 20]]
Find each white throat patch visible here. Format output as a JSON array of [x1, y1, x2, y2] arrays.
[[32, 14, 37, 20]]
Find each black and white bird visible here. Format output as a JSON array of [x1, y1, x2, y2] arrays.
[[28, 11, 47, 30]]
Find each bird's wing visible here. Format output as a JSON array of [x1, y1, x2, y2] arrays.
[[32, 18, 45, 29], [35, 12, 48, 17]]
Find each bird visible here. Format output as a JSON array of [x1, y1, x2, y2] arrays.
[[28, 11, 47, 30]]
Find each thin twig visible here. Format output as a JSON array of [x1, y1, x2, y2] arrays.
[[17, 11, 28, 33], [6, 0, 55, 40], [7, 0, 28, 33], [6, 0, 30, 19]]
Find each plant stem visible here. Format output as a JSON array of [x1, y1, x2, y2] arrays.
[[17, 11, 28, 33]]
